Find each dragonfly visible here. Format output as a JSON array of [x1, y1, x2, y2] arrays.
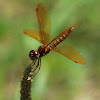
[[23, 3, 86, 77]]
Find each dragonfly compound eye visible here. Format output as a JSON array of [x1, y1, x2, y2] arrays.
[[29, 50, 38, 60]]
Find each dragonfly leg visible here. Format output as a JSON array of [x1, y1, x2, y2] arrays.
[[32, 58, 41, 78]]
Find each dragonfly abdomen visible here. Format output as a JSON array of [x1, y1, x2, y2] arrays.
[[50, 32, 69, 49]]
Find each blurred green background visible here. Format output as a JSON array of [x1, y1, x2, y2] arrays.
[[0, 0, 100, 100]]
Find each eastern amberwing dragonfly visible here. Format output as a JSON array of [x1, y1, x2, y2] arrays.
[[23, 3, 86, 77]]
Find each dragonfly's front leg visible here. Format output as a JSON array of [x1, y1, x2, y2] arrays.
[[32, 58, 41, 78]]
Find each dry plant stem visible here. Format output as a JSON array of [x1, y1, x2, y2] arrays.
[[20, 66, 33, 100], [20, 59, 40, 100]]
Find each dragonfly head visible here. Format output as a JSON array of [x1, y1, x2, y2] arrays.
[[29, 50, 39, 60]]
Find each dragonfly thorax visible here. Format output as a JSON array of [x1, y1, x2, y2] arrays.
[[37, 45, 51, 57], [29, 50, 39, 60]]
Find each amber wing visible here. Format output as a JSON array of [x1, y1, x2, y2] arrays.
[[53, 45, 86, 64], [23, 30, 41, 43], [36, 3, 51, 44], [23, 3, 51, 44]]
